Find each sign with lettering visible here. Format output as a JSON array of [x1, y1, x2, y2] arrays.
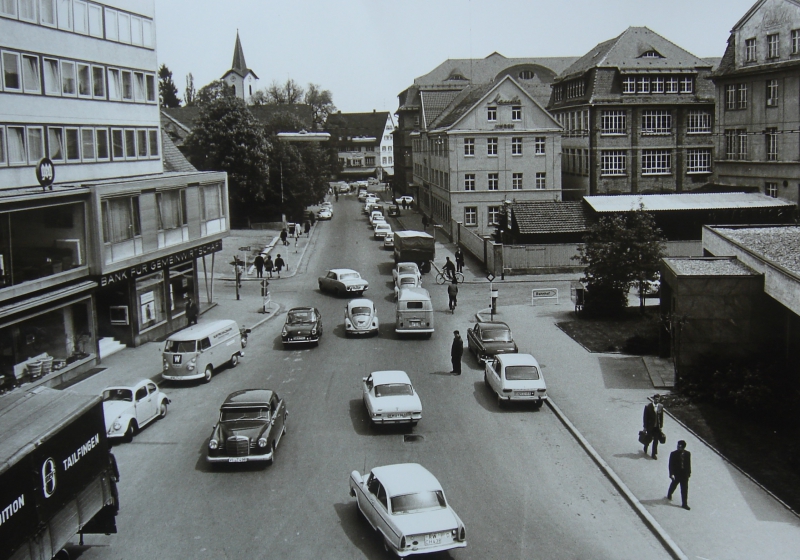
[[100, 239, 222, 287], [36, 157, 55, 189], [494, 124, 515, 130], [490, 94, 521, 105], [531, 288, 559, 305]]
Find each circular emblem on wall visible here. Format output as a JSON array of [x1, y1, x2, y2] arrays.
[[42, 457, 57, 497], [36, 157, 55, 189]]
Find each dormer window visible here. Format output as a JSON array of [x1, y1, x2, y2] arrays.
[[447, 69, 467, 81], [518, 70, 534, 80], [640, 50, 663, 58]]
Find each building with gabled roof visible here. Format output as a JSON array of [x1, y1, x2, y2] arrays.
[[548, 27, 716, 199], [222, 32, 259, 104], [325, 110, 393, 180], [711, 0, 800, 204]]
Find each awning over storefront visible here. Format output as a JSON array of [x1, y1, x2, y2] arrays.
[[0, 280, 97, 321]]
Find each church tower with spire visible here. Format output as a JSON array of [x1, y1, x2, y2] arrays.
[[221, 32, 259, 103]]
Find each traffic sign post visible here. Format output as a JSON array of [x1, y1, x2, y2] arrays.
[[486, 274, 497, 320]]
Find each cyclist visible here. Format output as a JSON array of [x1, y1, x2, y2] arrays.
[[447, 277, 459, 312], [443, 257, 456, 282]]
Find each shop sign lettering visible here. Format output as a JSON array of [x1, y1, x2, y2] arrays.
[[100, 239, 222, 287], [490, 94, 521, 105]]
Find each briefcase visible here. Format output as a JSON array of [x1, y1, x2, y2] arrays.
[[638, 430, 652, 445]]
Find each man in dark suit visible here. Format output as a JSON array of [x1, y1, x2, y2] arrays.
[[450, 331, 463, 375], [643, 394, 664, 459], [668, 440, 692, 510]]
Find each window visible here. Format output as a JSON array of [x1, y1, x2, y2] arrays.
[[0, 127, 5, 165], [641, 150, 671, 175], [666, 77, 679, 93], [464, 207, 477, 226], [511, 137, 522, 155], [512, 173, 523, 190], [104, 7, 117, 40], [793, 30, 800, 54], [142, 19, 153, 48], [487, 137, 497, 156], [107, 68, 120, 100], [121, 70, 132, 100], [202, 184, 224, 221], [21, 54, 40, 93], [652, 76, 664, 93], [2, 51, 21, 91], [56, 0, 71, 30], [0, 0, 17, 17], [725, 84, 736, 110], [65, 127, 80, 161], [487, 206, 501, 226], [745, 38, 757, 62], [76, 62, 90, 97], [102, 196, 141, 243], [512, 106, 521, 121], [637, 76, 649, 93], [535, 172, 546, 189], [61, 60, 76, 96], [81, 128, 94, 161], [488, 173, 498, 190], [464, 174, 475, 191], [111, 128, 123, 159], [641, 110, 672, 135], [40, 0, 55, 26], [765, 182, 778, 198], [123, 129, 135, 158], [766, 128, 778, 161], [27, 126, 44, 163], [148, 129, 159, 157], [487, 106, 497, 121], [725, 129, 747, 160], [137, 129, 147, 158], [92, 65, 104, 98], [19, 0, 36, 22], [464, 138, 474, 156], [768, 34, 779, 58], [686, 149, 711, 173], [767, 79, 779, 106], [41, 58, 59, 95], [738, 83, 748, 108], [118, 11, 130, 43], [687, 111, 711, 133], [133, 72, 145, 102], [96, 128, 109, 160], [130, 15, 143, 46], [157, 190, 186, 230], [48, 127, 64, 161], [680, 77, 693, 93], [73, 0, 87, 34], [622, 76, 635, 93], [534, 137, 545, 154], [601, 110, 626, 134], [601, 150, 627, 176], [7, 126, 25, 164], [87, 2, 101, 36]]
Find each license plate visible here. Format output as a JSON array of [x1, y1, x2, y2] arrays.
[[410, 321, 421, 327], [516, 391, 532, 396], [424, 533, 442, 546], [292, 337, 307, 341], [387, 413, 406, 419], [228, 457, 247, 463]]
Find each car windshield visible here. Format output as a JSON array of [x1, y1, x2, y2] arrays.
[[505, 365, 540, 380], [375, 383, 413, 397], [391, 491, 446, 515], [340, 273, 360, 280], [221, 407, 269, 421], [288, 311, 313, 324], [164, 340, 196, 353], [400, 277, 416, 286], [483, 329, 512, 342], [399, 265, 416, 275], [351, 306, 371, 316], [103, 389, 133, 402]]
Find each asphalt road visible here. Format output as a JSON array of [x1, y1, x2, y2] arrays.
[[77, 196, 669, 559]]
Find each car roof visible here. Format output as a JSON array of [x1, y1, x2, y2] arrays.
[[288, 306, 315, 313], [329, 268, 358, 275], [394, 230, 433, 239], [222, 389, 274, 407], [476, 321, 511, 330], [372, 463, 442, 497], [166, 319, 238, 341], [103, 379, 152, 392], [397, 287, 430, 301], [396, 262, 419, 269], [497, 353, 539, 366], [348, 298, 374, 309], [370, 370, 411, 385], [376, 223, 391, 229]]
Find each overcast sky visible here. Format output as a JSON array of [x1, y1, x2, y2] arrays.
[[155, 0, 757, 114]]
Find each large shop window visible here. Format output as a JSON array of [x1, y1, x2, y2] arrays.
[[102, 195, 143, 264], [0, 203, 86, 288], [136, 271, 164, 331], [201, 183, 226, 236], [169, 262, 194, 315], [157, 189, 188, 247]]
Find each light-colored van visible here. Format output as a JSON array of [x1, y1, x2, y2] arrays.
[[395, 287, 434, 337], [162, 320, 245, 383]]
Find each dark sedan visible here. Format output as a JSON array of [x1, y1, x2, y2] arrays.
[[466, 321, 518, 363], [281, 307, 323, 347]]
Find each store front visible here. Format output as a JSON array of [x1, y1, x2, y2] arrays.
[[96, 239, 221, 347]]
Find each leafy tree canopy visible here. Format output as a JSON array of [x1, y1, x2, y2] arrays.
[[158, 64, 181, 108], [304, 83, 336, 130], [194, 79, 235, 107]]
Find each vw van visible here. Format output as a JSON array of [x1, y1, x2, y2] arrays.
[[395, 287, 434, 337], [162, 320, 245, 383]]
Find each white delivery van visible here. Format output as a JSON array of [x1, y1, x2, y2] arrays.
[[395, 287, 434, 337], [162, 320, 244, 383]]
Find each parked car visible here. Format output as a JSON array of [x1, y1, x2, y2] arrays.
[[162, 320, 245, 383], [387, 204, 400, 217], [484, 353, 547, 409], [345, 298, 379, 336], [207, 389, 287, 464], [318, 268, 369, 296], [102, 379, 170, 441], [369, 210, 385, 226], [362, 370, 422, 426], [318, 208, 333, 220], [395, 195, 414, 206], [349, 463, 467, 556], [374, 223, 392, 239], [281, 306, 323, 347], [384, 232, 395, 249], [392, 262, 421, 284], [466, 321, 518, 363], [394, 272, 421, 300]]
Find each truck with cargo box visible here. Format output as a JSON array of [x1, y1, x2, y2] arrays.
[[393, 231, 435, 273], [0, 386, 119, 560]]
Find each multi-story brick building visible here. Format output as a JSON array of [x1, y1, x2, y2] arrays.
[[548, 27, 716, 200], [712, 0, 800, 204], [0, 0, 229, 389]]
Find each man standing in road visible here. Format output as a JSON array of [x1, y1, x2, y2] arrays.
[[455, 248, 465, 273], [643, 394, 664, 459], [254, 253, 265, 278], [447, 278, 458, 312], [668, 440, 692, 510], [450, 330, 463, 375]]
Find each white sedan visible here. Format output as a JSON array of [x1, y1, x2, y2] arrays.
[[102, 379, 170, 440], [395, 195, 414, 206], [374, 222, 392, 239], [485, 353, 548, 408], [362, 370, 421, 426], [318, 268, 369, 297], [318, 208, 333, 220], [349, 463, 467, 557]]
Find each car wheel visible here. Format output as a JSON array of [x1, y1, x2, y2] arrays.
[[424, 333, 432, 339], [497, 393, 505, 409], [203, 365, 213, 383], [230, 353, 239, 368], [159, 401, 168, 418], [534, 401, 544, 410], [124, 421, 137, 441], [484, 373, 490, 388]]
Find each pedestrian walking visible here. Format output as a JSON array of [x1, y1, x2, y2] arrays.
[[274, 254, 285, 278], [643, 394, 665, 459], [421, 214, 429, 230], [402, 199, 408, 210], [450, 330, 463, 374], [264, 254, 274, 278], [294, 226, 301, 251], [447, 278, 458, 312], [254, 254, 265, 278], [455, 248, 465, 273], [185, 296, 198, 326], [280, 228, 289, 246], [304, 220, 311, 237], [667, 440, 692, 510]]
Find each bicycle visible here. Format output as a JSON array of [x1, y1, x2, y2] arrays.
[[435, 270, 464, 285]]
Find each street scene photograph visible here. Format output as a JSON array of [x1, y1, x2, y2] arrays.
[[4, 0, 800, 559]]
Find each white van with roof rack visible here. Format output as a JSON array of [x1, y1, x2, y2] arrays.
[[162, 320, 245, 383]]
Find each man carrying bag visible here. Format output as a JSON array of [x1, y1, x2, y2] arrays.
[[642, 394, 665, 459]]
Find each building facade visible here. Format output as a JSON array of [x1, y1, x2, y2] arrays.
[[325, 110, 390, 181], [378, 113, 395, 180], [548, 27, 716, 200], [0, 0, 229, 390], [412, 76, 562, 237], [712, 0, 800, 204], [222, 31, 259, 104]]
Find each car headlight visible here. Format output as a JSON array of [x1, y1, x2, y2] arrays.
[[311, 327, 317, 335], [208, 439, 218, 450], [112, 421, 121, 431], [345, 318, 352, 327], [258, 437, 268, 448], [281, 328, 287, 336]]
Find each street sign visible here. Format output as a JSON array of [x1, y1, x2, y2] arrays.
[[486, 273, 495, 282], [238, 246, 252, 252]]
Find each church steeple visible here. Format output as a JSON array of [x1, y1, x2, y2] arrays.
[[221, 31, 259, 103], [231, 31, 250, 77]]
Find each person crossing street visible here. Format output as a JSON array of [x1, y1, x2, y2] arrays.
[[447, 278, 458, 313]]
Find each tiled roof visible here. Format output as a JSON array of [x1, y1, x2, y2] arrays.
[[585, 192, 794, 213], [420, 90, 461, 128], [557, 27, 712, 82], [513, 201, 590, 234], [429, 83, 493, 130], [324, 111, 390, 138], [161, 133, 196, 173], [414, 54, 578, 86]]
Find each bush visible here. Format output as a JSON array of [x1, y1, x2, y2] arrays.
[[623, 334, 659, 355], [582, 283, 628, 317]]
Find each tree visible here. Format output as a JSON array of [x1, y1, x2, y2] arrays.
[[194, 80, 234, 106], [182, 96, 270, 225], [184, 73, 196, 106], [577, 208, 665, 316], [158, 64, 181, 108], [304, 83, 336, 130], [264, 78, 304, 104]]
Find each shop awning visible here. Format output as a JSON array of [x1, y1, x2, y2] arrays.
[[0, 280, 97, 321]]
